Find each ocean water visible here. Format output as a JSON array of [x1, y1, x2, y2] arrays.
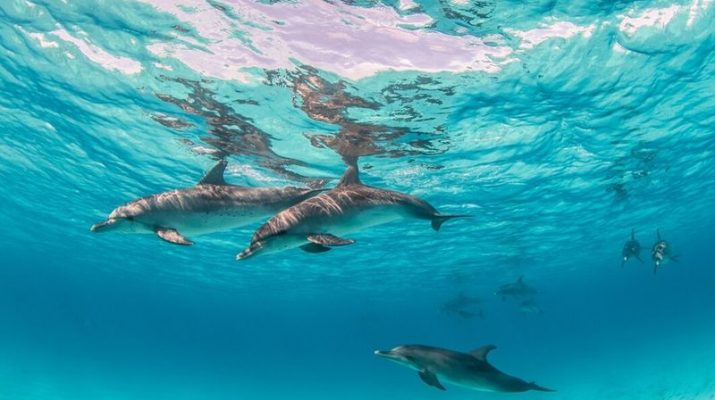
[[1, 0, 715, 399]]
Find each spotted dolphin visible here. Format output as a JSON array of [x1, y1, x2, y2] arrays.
[[651, 229, 677, 274], [90, 161, 325, 246], [622, 229, 643, 267], [236, 163, 468, 260], [374, 344, 554, 393]]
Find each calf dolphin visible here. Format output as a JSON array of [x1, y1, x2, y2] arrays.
[[90, 161, 324, 246], [236, 163, 468, 260], [651, 229, 677, 274], [495, 276, 537, 301], [374, 344, 554, 393], [621, 229, 643, 267]]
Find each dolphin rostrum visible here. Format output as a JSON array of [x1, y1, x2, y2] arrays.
[[621, 229, 643, 267], [236, 163, 468, 260], [374, 344, 554, 393], [90, 161, 325, 246]]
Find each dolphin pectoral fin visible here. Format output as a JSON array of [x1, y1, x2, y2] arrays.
[[300, 243, 332, 253], [469, 345, 497, 361], [418, 370, 446, 391], [306, 234, 355, 247], [154, 228, 193, 246]]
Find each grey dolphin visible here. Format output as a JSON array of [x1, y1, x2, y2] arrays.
[[621, 229, 643, 267], [90, 161, 325, 246], [518, 299, 543, 315], [651, 229, 677, 274], [236, 163, 468, 260], [441, 292, 484, 319], [374, 344, 554, 393], [495, 276, 537, 301]]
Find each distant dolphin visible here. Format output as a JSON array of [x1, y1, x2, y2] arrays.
[[441, 292, 484, 319], [495, 276, 537, 301], [621, 229, 643, 267], [90, 161, 324, 246], [518, 299, 543, 315], [651, 229, 677, 274], [236, 163, 468, 260], [374, 344, 554, 393]]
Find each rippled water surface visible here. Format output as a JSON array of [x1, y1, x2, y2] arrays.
[[1, 0, 714, 399]]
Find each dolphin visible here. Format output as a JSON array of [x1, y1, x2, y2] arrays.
[[495, 276, 537, 301], [518, 299, 543, 315], [621, 229, 643, 267], [90, 161, 325, 246], [651, 229, 677, 274], [236, 163, 468, 260], [374, 344, 554, 393], [441, 292, 484, 319]]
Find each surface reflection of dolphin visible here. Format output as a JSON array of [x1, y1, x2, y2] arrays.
[[440, 292, 484, 319]]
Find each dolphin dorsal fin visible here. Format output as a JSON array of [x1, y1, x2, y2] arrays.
[[469, 345, 496, 362], [337, 165, 361, 187], [198, 160, 228, 185]]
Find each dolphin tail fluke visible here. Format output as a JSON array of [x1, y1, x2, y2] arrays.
[[431, 214, 471, 231], [529, 382, 555, 392]]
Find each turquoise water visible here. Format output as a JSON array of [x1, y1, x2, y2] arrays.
[[2, 0, 715, 398]]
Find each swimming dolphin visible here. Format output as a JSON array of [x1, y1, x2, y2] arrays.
[[90, 161, 325, 245], [518, 299, 543, 315], [441, 292, 484, 319], [374, 344, 554, 393], [621, 229, 643, 267], [495, 276, 537, 301], [236, 163, 468, 260], [651, 229, 677, 274]]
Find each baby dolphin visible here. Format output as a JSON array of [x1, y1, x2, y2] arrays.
[[495, 276, 537, 301], [651, 229, 677, 274], [236, 163, 468, 260], [374, 344, 554, 393], [91, 161, 325, 246], [621, 229, 643, 267]]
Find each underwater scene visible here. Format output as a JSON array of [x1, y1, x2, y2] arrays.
[[1, 0, 715, 399]]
